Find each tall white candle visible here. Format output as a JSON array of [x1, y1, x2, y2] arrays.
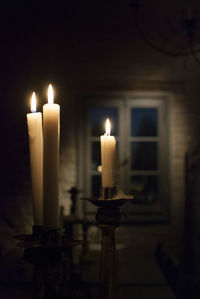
[[27, 92, 43, 225], [100, 118, 116, 187], [43, 84, 60, 229]]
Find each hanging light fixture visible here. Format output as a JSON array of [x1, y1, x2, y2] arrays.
[[130, 0, 200, 63]]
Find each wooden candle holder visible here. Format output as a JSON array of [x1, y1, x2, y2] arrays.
[[84, 196, 133, 299]]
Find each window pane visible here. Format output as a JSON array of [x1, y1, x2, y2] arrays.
[[131, 108, 158, 136], [90, 107, 119, 136], [130, 175, 158, 204], [131, 142, 158, 170], [91, 175, 101, 198], [91, 142, 101, 171]]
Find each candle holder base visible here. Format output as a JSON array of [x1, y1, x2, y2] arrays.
[[82, 197, 133, 299], [99, 186, 117, 199], [40, 229, 61, 247], [98, 186, 134, 201], [32, 225, 43, 238], [14, 226, 82, 299]]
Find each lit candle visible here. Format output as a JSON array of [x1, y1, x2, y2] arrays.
[[43, 84, 60, 229], [100, 118, 116, 187], [27, 92, 43, 225]]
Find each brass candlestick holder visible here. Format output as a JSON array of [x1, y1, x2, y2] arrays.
[[83, 186, 133, 299], [14, 226, 82, 299]]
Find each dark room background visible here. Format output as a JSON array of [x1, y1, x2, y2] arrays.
[[1, 1, 200, 298]]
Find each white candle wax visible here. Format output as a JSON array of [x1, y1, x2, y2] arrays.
[[27, 92, 43, 225], [100, 118, 116, 187], [43, 84, 60, 229]]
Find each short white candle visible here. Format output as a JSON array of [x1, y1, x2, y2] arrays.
[[43, 84, 60, 229], [27, 92, 43, 226], [100, 118, 116, 187]]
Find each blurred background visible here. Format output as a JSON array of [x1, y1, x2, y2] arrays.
[[0, 0, 200, 298]]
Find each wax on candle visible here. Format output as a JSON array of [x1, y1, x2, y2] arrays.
[[100, 118, 116, 187], [27, 92, 43, 225], [43, 84, 60, 229]]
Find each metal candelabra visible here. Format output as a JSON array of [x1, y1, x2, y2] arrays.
[[14, 226, 81, 299]]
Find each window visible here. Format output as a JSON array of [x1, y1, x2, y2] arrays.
[[78, 93, 170, 222], [130, 107, 158, 204]]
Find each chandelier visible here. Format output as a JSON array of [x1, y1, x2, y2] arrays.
[[130, 0, 200, 63]]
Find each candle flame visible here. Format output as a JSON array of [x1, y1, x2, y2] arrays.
[[48, 84, 54, 104], [105, 118, 111, 136], [31, 92, 37, 113]]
